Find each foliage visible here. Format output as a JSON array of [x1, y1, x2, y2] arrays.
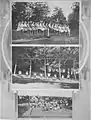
[[68, 2, 79, 30], [12, 1, 79, 38], [12, 2, 50, 29], [51, 7, 67, 25], [12, 2, 69, 29], [29, 2, 50, 22], [18, 95, 72, 110], [18, 95, 29, 104], [12, 47, 79, 70], [12, 2, 27, 29]]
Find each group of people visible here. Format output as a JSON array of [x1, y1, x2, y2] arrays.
[[18, 95, 72, 111], [16, 21, 70, 36], [17, 67, 79, 80], [31, 67, 78, 80], [29, 96, 72, 111]]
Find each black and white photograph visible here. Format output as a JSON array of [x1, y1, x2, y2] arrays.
[[17, 90, 72, 119], [12, 1, 80, 44], [0, 0, 91, 120], [12, 46, 79, 90]]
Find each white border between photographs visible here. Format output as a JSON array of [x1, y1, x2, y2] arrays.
[[11, 44, 81, 47], [17, 89, 72, 97]]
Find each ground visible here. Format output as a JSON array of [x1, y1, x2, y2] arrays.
[[12, 30, 79, 44], [18, 105, 72, 118], [12, 75, 79, 89]]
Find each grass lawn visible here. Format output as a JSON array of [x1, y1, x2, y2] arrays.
[[12, 75, 79, 89], [12, 30, 46, 40], [12, 30, 79, 44], [18, 106, 72, 118], [18, 105, 30, 118]]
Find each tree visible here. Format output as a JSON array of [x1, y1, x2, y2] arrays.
[[12, 2, 50, 29], [12, 47, 79, 77], [12, 2, 28, 29], [12, 47, 27, 73], [29, 2, 50, 22], [18, 95, 29, 104], [60, 47, 79, 69], [12, 47, 46, 75], [68, 2, 79, 31], [51, 7, 67, 25]]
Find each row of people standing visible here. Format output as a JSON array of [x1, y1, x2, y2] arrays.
[[16, 67, 79, 80], [16, 21, 70, 36]]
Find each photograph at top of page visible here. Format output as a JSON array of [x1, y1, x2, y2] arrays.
[[12, 1, 80, 44]]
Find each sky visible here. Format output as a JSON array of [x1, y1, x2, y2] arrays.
[[47, 1, 74, 19]]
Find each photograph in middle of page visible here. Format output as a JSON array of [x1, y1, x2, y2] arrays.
[[12, 46, 79, 90]]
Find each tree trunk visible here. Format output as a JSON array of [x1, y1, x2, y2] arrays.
[[47, 28, 49, 36], [44, 59, 46, 77], [74, 70, 76, 80], [59, 59, 61, 80], [14, 64, 17, 75], [29, 60, 31, 78], [73, 60, 76, 80]]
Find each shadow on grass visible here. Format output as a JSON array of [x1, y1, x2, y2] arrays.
[[12, 75, 79, 89], [18, 105, 30, 118], [12, 30, 79, 44], [18, 105, 72, 118], [12, 30, 48, 40]]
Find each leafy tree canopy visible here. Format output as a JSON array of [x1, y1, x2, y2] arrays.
[[12, 47, 79, 69], [68, 2, 79, 30], [51, 7, 67, 25], [12, 2, 50, 29]]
